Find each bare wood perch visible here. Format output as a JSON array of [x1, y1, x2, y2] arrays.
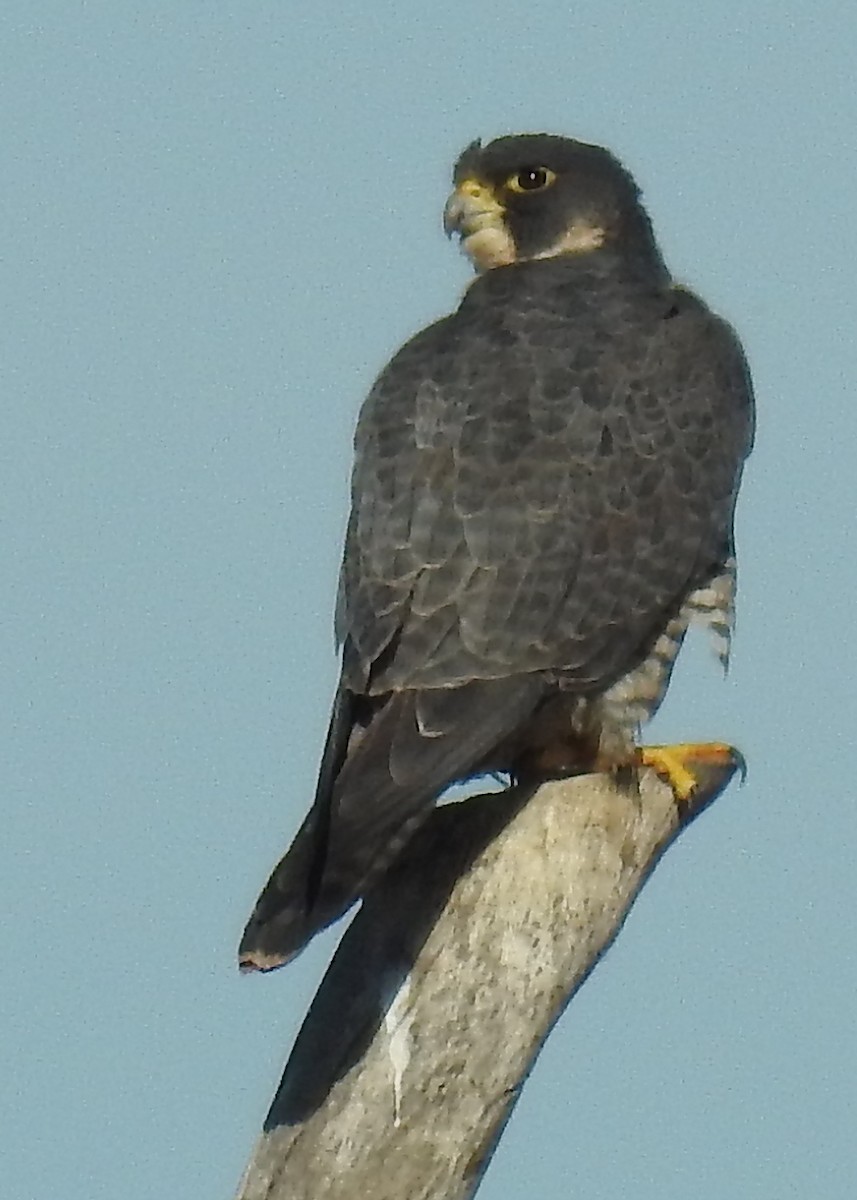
[[235, 758, 738, 1200]]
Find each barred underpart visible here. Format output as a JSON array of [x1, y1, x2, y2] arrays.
[[595, 561, 736, 757]]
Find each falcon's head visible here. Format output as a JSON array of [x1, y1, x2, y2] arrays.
[[444, 134, 657, 273]]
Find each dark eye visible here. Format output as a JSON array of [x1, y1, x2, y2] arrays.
[[507, 166, 556, 194]]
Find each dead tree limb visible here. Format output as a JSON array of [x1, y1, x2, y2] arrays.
[[235, 759, 738, 1200]]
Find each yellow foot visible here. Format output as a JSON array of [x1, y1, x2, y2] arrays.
[[638, 742, 746, 802]]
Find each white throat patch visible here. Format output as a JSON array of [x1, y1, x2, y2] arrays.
[[462, 222, 516, 271]]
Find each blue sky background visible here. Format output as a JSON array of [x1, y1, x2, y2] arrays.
[[3, 4, 856, 1197]]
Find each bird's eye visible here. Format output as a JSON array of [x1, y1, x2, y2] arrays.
[[506, 166, 556, 194]]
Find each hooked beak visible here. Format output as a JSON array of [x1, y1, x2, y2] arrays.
[[442, 177, 515, 272], [443, 178, 505, 239]]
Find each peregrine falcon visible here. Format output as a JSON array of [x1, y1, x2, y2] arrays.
[[240, 134, 754, 971]]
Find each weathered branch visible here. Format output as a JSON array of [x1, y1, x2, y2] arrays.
[[235, 760, 738, 1200]]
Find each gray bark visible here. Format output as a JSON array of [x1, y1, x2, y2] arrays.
[[235, 760, 737, 1200]]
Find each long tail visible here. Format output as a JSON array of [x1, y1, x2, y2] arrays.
[[238, 674, 545, 971]]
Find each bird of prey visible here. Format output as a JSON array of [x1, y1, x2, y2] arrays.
[[239, 133, 754, 972]]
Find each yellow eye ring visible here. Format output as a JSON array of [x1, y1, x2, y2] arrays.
[[505, 166, 556, 194]]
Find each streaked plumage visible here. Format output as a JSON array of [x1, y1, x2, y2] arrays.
[[240, 134, 754, 971]]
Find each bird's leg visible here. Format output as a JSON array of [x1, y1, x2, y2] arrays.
[[636, 742, 746, 801]]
